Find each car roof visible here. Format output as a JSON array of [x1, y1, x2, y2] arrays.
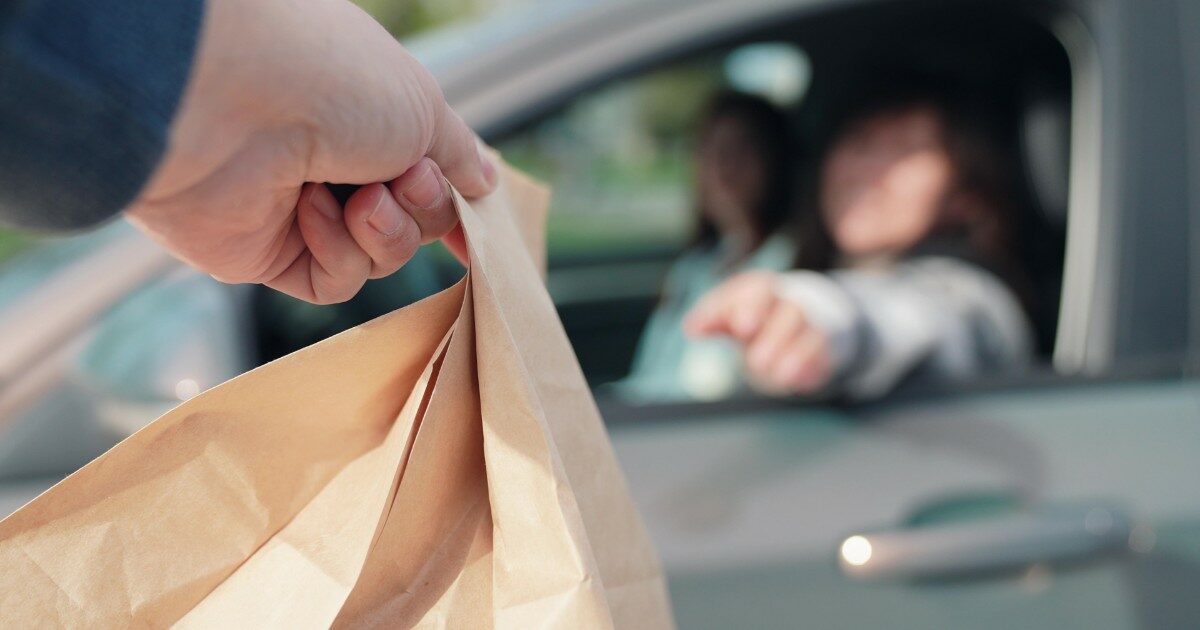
[[403, 0, 604, 74], [404, 0, 841, 135]]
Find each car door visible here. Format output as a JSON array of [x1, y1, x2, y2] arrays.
[[0, 224, 252, 484], [600, 374, 1200, 629]]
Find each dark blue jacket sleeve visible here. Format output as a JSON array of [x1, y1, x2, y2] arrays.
[[0, 0, 204, 231]]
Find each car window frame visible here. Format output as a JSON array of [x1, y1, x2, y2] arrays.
[[454, 0, 1191, 394]]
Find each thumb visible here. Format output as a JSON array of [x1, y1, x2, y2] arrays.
[[427, 100, 497, 199]]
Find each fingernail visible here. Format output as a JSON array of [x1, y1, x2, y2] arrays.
[[309, 186, 341, 220], [480, 150, 498, 188], [399, 160, 443, 209], [366, 191, 404, 236]]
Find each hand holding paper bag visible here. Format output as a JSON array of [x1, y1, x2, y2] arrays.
[[0, 163, 674, 628]]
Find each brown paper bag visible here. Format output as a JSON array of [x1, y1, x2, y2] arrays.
[[0, 163, 674, 629]]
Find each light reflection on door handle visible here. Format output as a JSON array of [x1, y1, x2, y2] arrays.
[[837, 505, 1132, 581]]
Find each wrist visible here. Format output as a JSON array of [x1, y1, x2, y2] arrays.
[[774, 271, 862, 375], [134, 0, 320, 208]]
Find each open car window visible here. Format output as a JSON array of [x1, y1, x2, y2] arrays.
[[489, 12, 1074, 404]]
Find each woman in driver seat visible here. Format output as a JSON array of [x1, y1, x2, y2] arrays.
[[687, 85, 1034, 400]]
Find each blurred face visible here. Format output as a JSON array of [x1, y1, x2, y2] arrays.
[[820, 105, 954, 257], [697, 115, 768, 236]]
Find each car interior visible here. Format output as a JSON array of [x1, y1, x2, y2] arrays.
[[251, 2, 1073, 404]]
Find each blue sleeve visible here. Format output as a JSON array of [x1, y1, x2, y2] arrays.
[[0, 0, 204, 231]]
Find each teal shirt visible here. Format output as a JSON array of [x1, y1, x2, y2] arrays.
[[618, 234, 796, 402]]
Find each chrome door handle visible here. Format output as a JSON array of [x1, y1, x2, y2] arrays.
[[837, 505, 1131, 581]]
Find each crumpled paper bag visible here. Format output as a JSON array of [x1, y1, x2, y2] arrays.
[[0, 163, 674, 629]]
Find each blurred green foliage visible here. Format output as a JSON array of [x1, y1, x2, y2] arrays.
[[497, 58, 726, 257], [352, 0, 489, 36], [0, 231, 28, 264]]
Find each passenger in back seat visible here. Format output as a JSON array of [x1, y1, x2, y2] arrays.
[[619, 92, 803, 402]]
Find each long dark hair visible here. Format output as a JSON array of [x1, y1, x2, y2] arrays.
[[797, 77, 1020, 274], [690, 91, 796, 262]]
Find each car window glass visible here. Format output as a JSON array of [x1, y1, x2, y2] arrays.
[[498, 56, 723, 261]]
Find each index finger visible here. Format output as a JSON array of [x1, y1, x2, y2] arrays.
[[684, 272, 777, 339]]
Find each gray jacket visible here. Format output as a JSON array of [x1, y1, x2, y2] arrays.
[[779, 256, 1033, 400]]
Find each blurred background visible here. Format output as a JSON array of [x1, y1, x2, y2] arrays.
[[0, 0, 1197, 628]]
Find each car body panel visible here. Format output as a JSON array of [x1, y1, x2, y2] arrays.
[[608, 379, 1200, 627]]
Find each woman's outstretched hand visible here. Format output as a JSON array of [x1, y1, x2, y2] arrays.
[[126, 0, 493, 304], [685, 271, 834, 395]]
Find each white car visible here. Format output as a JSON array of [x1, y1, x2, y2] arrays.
[[0, 0, 1197, 627]]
